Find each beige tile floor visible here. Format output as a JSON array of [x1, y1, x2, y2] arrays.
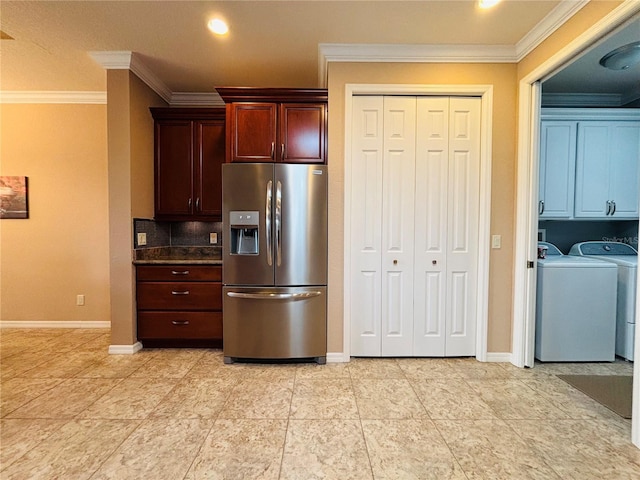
[[1, 328, 640, 479]]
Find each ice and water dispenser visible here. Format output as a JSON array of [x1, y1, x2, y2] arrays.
[[229, 211, 259, 255]]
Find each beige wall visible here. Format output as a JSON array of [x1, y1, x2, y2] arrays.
[[326, 62, 518, 353], [108, 71, 165, 346], [0, 103, 109, 322]]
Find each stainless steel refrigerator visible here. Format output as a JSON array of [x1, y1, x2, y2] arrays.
[[222, 163, 327, 364]]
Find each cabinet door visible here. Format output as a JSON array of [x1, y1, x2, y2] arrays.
[[538, 121, 576, 219], [279, 104, 326, 163], [196, 120, 225, 217], [228, 103, 277, 162], [155, 120, 194, 216], [575, 122, 611, 218], [609, 122, 640, 218]]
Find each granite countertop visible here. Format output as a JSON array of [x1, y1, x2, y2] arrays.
[[133, 246, 222, 265]]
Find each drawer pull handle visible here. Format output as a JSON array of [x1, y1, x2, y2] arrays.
[[171, 290, 190, 295], [171, 270, 190, 275], [172, 320, 190, 326]]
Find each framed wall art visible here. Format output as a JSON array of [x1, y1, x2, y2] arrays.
[[0, 176, 29, 219]]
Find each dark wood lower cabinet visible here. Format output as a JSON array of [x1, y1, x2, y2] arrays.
[[136, 264, 222, 347]]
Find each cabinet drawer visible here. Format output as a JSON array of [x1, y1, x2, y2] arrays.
[[137, 282, 222, 310], [136, 265, 221, 282], [138, 311, 223, 340]]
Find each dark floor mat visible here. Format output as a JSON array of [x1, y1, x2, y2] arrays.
[[558, 374, 633, 419]]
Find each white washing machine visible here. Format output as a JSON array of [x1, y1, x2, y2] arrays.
[[536, 242, 618, 362], [569, 241, 637, 361]]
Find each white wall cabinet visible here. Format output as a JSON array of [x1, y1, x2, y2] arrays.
[[574, 121, 640, 219], [539, 109, 640, 221], [350, 95, 481, 357], [538, 121, 577, 219]]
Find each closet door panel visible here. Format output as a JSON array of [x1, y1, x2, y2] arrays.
[[414, 97, 448, 355], [445, 98, 480, 356], [350, 96, 384, 356], [381, 96, 416, 356]]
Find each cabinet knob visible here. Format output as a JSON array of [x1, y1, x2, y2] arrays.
[[432, 260, 437, 265], [393, 259, 398, 265]]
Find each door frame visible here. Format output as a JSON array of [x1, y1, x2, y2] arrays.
[[511, 3, 640, 446], [343, 84, 494, 361]]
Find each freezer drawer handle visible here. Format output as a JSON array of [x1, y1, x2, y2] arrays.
[[171, 290, 190, 295], [172, 320, 190, 326], [226, 291, 322, 300]]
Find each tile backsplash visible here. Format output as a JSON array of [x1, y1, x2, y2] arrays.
[[134, 218, 223, 249]]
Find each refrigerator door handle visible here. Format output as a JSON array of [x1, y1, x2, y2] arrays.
[[226, 291, 322, 300], [266, 180, 273, 266], [275, 180, 282, 266]]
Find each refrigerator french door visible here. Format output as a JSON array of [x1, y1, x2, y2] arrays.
[[222, 163, 327, 363]]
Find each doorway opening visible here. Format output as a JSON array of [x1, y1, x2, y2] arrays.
[[512, 5, 640, 446]]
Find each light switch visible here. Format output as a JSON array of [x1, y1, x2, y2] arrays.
[[491, 234, 501, 249]]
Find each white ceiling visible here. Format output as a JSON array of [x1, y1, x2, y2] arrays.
[[542, 16, 640, 106], [0, 1, 637, 104]]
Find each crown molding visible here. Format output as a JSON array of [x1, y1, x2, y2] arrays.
[[621, 85, 640, 106], [515, 0, 589, 60], [0, 91, 106, 104], [317, 0, 589, 87], [89, 50, 172, 103], [541, 92, 623, 108], [170, 92, 225, 107], [318, 43, 517, 87]]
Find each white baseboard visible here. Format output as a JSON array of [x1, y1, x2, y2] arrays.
[[327, 352, 512, 363], [486, 352, 512, 363], [0, 321, 111, 329], [108, 342, 143, 355], [326, 352, 349, 363]]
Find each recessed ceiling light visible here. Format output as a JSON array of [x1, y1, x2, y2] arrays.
[[208, 18, 229, 36], [478, 0, 501, 8], [600, 41, 640, 70]]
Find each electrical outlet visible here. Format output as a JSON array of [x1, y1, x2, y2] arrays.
[[209, 232, 218, 244], [137, 232, 147, 246], [76, 294, 85, 306]]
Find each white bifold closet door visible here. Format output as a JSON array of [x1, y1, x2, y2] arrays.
[[350, 95, 481, 357]]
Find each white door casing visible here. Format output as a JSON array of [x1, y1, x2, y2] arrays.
[[344, 83, 492, 363]]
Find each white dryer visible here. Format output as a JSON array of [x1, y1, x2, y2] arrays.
[[536, 242, 618, 362], [569, 241, 638, 361]]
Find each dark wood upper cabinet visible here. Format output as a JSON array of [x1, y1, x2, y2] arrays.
[[217, 88, 327, 164], [150, 108, 225, 221]]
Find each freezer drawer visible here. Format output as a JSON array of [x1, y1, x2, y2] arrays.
[[223, 286, 326, 363]]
